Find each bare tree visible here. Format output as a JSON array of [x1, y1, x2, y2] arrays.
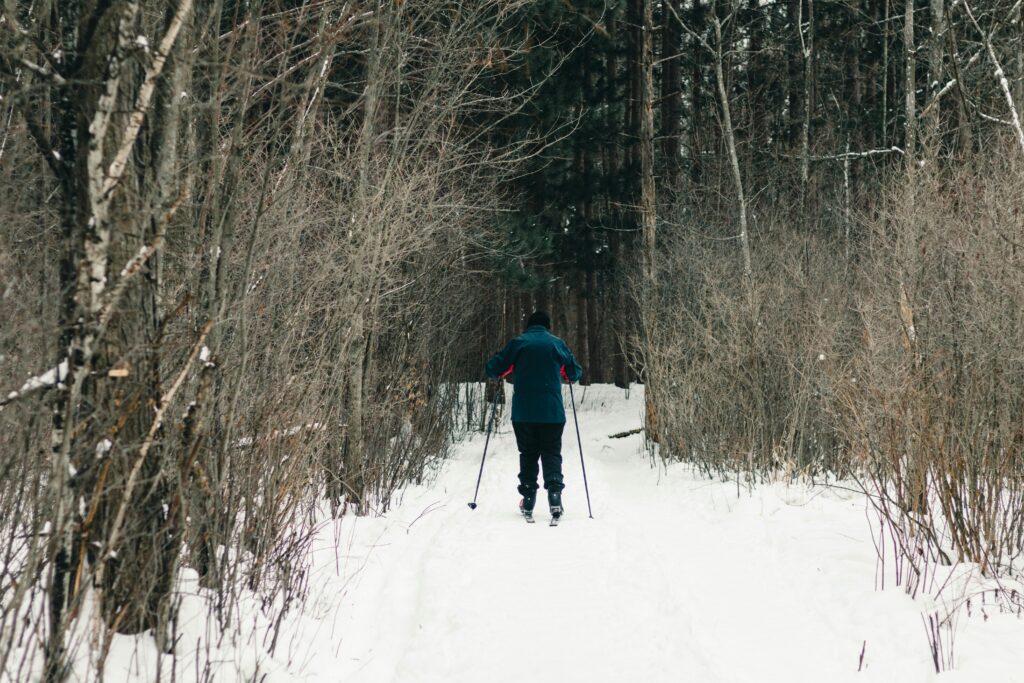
[[0, 0, 538, 678]]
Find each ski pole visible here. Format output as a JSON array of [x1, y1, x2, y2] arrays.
[[468, 378, 503, 510], [568, 381, 593, 519]]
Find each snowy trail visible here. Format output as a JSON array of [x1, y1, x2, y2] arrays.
[[285, 385, 1024, 683]]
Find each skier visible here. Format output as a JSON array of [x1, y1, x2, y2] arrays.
[[485, 310, 583, 522]]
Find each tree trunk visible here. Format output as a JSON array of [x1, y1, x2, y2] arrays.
[[344, 310, 367, 511], [661, 0, 684, 187], [629, 0, 644, 180], [747, 0, 766, 151], [586, 270, 602, 383], [575, 275, 590, 383], [640, 0, 658, 290], [24, 3, 196, 674], [606, 17, 630, 389], [799, 0, 815, 224], [690, 0, 706, 183], [1019, 6, 1024, 113], [640, 0, 660, 437], [904, 0, 917, 170], [846, 1, 864, 195], [883, 0, 892, 146], [788, 0, 806, 146], [712, 14, 753, 280], [925, 0, 945, 154]]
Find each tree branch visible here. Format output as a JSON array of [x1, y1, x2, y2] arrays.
[[961, 0, 1024, 152], [95, 188, 188, 343], [92, 318, 214, 602]]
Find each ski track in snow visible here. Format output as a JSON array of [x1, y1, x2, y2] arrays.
[[282, 385, 1024, 683]]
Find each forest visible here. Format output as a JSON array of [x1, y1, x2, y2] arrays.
[[1, 0, 1023, 679]]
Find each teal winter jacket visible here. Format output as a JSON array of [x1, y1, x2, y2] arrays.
[[485, 325, 583, 423]]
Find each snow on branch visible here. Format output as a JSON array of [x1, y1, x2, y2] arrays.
[[961, 0, 1024, 153], [920, 50, 983, 118], [10, 56, 66, 86], [0, 12, 68, 86], [2, 188, 184, 410], [812, 147, 906, 161], [766, 147, 906, 162], [0, 360, 70, 408]]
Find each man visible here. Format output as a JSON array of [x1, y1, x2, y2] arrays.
[[485, 310, 583, 520]]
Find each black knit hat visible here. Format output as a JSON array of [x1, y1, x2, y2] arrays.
[[526, 310, 551, 330]]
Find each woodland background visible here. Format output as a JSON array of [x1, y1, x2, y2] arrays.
[[1, 0, 1023, 679]]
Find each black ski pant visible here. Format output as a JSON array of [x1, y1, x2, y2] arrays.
[[512, 421, 565, 496]]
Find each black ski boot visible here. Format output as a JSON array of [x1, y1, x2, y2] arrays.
[[519, 491, 536, 523], [547, 489, 563, 519]]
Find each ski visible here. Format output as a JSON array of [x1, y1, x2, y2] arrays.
[[549, 506, 562, 526], [549, 515, 560, 527]]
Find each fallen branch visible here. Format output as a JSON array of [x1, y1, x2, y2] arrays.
[[609, 427, 644, 439]]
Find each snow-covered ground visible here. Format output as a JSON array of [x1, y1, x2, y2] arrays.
[[17, 385, 1024, 682], [283, 384, 1024, 683]]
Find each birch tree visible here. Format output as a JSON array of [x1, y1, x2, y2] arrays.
[[1, 1, 195, 675]]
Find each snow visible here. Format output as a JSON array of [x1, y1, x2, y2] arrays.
[[5, 386, 1024, 681], [282, 386, 1024, 682], [119, 245, 150, 277]]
